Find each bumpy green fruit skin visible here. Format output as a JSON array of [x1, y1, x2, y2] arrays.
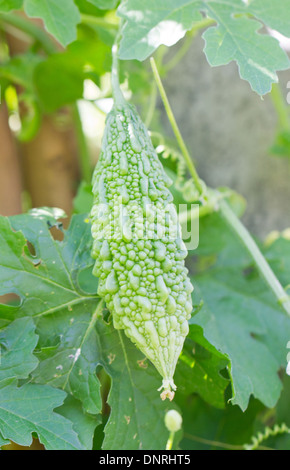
[[91, 103, 193, 399]]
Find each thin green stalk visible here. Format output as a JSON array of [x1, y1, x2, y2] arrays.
[[151, 59, 290, 317], [0, 12, 57, 54], [183, 432, 244, 450], [80, 13, 119, 30], [190, 17, 216, 34], [220, 200, 290, 316], [162, 18, 215, 75], [150, 57, 204, 196], [162, 31, 195, 75], [111, 30, 126, 106], [270, 83, 290, 130], [165, 431, 175, 450], [244, 423, 290, 451]]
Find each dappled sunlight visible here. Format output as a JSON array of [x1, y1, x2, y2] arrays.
[[146, 20, 186, 48]]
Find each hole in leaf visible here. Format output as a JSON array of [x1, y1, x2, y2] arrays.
[[24, 241, 41, 267], [0, 293, 21, 306], [26, 240, 36, 257], [2, 438, 45, 451], [49, 224, 64, 241], [102, 306, 111, 324]]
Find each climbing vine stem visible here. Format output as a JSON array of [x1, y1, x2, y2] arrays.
[[244, 423, 290, 450], [150, 57, 290, 318], [165, 431, 175, 450], [219, 199, 290, 316], [150, 57, 204, 197], [111, 27, 126, 106], [270, 83, 290, 130], [0, 12, 56, 54]]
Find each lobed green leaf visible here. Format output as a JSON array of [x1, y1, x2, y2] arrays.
[[24, 0, 81, 46], [190, 212, 290, 410], [118, 0, 290, 95]]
